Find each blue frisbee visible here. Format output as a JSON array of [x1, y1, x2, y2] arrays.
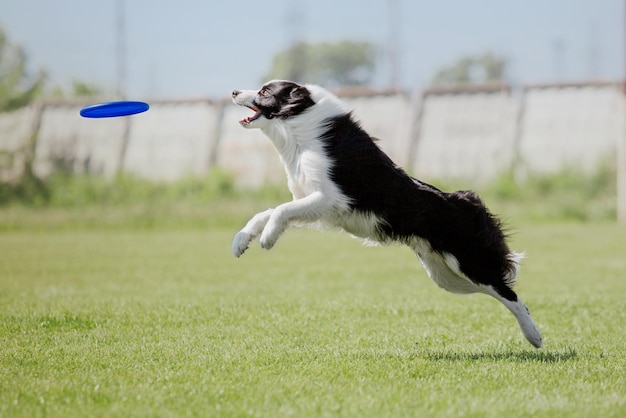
[[80, 101, 149, 118]]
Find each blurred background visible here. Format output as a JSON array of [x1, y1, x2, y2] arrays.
[[0, 0, 625, 226]]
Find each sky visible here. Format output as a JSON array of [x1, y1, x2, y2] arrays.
[[0, 0, 623, 100]]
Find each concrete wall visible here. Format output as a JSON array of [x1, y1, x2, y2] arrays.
[[122, 100, 219, 181], [517, 83, 624, 174], [0, 105, 40, 182], [32, 102, 127, 178], [216, 103, 284, 188], [0, 82, 624, 189], [413, 87, 519, 182], [343, 92, 414, 167]]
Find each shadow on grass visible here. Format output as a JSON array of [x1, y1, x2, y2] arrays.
[[423, 347, 578, 363]]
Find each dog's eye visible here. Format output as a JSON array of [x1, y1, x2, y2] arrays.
[[259, 89, 269, 97]]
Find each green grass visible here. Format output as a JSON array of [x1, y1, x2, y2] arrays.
[[1, 223, 625, 417]]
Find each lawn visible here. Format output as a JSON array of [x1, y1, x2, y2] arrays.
[[1, 223, 625, 417]]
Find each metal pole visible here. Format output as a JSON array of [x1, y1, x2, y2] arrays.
[[116, 0, 127, 99], [387, 0, 400, 89]]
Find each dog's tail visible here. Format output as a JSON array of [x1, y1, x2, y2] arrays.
[[503, 251, 525, 288]]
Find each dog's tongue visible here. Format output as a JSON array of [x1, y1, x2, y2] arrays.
[[240, 107, 262, 125]]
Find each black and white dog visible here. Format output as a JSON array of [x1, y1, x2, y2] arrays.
[[231, 80, 542, 348]]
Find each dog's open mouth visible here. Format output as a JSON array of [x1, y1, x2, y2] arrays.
[[240, 105, 262, 125]]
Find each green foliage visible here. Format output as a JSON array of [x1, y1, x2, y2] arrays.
[[0, 170, 237, 208], [50, 80, 104, 99], [482, 161, 617, 222], [424, 160, 616, 223], [0, 162, 618, 229], [71, 81, 102, 98], [0, 27, 45, 112], [0, 166, 49, 207], [1, 225, 625, 417], [431, 52, 507, 86], [263, 40, 378, 86], [0, 170, 292, 230]]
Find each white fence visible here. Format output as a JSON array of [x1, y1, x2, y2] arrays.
[[1, 81, 625, 220], [413, 85, 520, 182], [517, 83, 624, 174]]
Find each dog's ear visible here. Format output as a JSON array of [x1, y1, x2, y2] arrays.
[[272, 85, 315, 119], [290, 85, 309, 100]]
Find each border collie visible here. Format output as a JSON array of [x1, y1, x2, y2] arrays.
[[231, 80, 542, 348]]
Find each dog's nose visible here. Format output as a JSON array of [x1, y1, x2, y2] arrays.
[[232, 90, 241, 98]]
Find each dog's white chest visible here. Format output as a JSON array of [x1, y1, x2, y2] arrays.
[[283, 160, 311, 200], [281, 148, 328, 198]]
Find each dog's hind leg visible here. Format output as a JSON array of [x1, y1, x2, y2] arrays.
[[412, 242, 543, 348], [483, 285, 543, 348], [232, 209, 274, 257]]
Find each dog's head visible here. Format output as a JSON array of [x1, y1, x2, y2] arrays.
[[231, 80, 315, 128]]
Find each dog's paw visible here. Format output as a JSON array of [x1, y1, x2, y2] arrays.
[[232, 231, 252, 257], [259, 220, 283, 250], [259, 231, 277, 250]]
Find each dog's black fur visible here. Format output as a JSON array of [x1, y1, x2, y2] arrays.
[[320, 113, 518, 300]]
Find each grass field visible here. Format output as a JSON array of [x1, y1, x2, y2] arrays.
[[1, 223, 625, 417]]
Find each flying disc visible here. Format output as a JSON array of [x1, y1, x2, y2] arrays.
[[80, 101, 149, 118]]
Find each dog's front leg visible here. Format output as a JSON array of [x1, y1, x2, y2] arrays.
[[232, 208, 273, 257], [259, 191, 328, 250]]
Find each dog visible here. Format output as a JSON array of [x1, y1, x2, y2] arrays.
[[231, 80, 542, 348]]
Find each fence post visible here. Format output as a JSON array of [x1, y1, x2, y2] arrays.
[[617, 103, 626, 225], [406, 89, 424, 173], [116, 116, 131, 176]]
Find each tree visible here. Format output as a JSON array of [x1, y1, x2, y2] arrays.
[[431, 52, 507, 86], [263, 40, 377, 87], [50, 80, 105, 99], [0, 28, 46, 112]]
